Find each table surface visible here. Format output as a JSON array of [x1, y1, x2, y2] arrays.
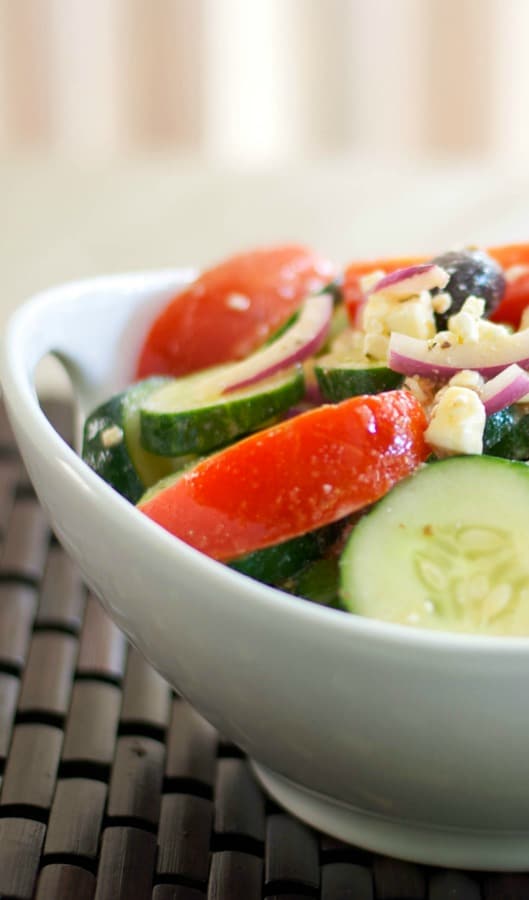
[[1, 402, 529, 899], [2, 156, 529, 394]]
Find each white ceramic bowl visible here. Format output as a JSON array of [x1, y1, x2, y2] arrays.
[[2, 270, 529, 871]]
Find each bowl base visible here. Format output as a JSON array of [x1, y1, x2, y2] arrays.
[[251, 760, 529, 871]]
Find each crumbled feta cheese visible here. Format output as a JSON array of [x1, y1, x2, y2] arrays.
[[477, 319, 512, 342], [226, 293, 251, 311], [385, 293, 436, 340], [363, 311, 386, 335], [449, 369, 484, 391], [425, 386, 485, 456], [359, 269, 386, 295], [448, 295, 486, 343], [431, 292, 452, 315], [330, 328, 365, 359], [363, 333, 389, 361], [430, 330, 457, 350], [448, 312, 480, 343], [461, 295, 486, 319], [101, 425, 124, 448], [404, 376, 438, 408], [361, 294, 391, 333], [361, 285, 435, 361]]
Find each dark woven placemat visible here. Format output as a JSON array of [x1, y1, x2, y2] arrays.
[[0, 398, 527, 899]]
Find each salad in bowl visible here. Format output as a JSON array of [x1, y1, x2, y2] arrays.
[[4, 240, 529, 869], [84, 242, 529, 637]]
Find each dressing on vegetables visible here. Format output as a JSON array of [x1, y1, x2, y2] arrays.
[[81, 241, 529, 636]]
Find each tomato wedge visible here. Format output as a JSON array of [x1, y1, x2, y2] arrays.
[[489, 274, 529, 328], [138, 391, 429, 562], [136, 245, 335, 378], [488, 242, 529, 270], [488, 243, 529, 328]]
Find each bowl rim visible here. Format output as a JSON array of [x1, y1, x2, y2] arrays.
[[3, 267, 529, 656]]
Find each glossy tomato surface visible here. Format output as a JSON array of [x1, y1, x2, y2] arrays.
[[139, 391, 428, 561], [137, 245, 335, 377]]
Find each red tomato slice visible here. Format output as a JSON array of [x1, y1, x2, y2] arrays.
[[488, 242, 529, 270], [490, 273, 529, 328], [488, 243, 529, 328], [136, 245, 335, 378], [138, 391, 428, 561]]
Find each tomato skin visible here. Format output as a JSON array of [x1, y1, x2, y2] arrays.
[[488, 242, 529, 271], [489, 272, 529, 328], [136, 245, 335, 378], [487, 244, 529, 328], [138, 391, 429, 561]]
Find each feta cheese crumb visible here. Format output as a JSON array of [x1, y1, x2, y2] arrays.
[[226, 293, 251, 311], [361, 284, 436, 360], [448, 295, 486, 343], [425, 386, 486, 456], [330, 328, 365, 358], [385, 292, 436, 340], [101, 425, 124, 448], [461, 295, 486, 319], [449, 369, 484, 391], [449, 311, 480, 343], [359, 269, 386, 294], [403, 376, 438, 408], [431, 291, 452, 315], [363, 333, 389, 361], [430, 330, 457, 349], [477, 319, 512, 342]]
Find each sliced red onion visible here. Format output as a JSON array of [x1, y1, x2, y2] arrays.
[[481, 365, 529, 414], [223, 292, 333, 393], [389, 330, 529, 378], [282, 401, 319, 420], [304, 378, 324, 406], [369, 264, 449, 298]]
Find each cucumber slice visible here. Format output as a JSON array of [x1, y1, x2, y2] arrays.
[[283, 557, 342, 609], [228, 520, 343, 586], [315, 356, 403, 401], [140, 366, 304, 456], [340, 456, 529, 635], [483, 405, 520, 453], [320, 301, 349, 353], [82, 378, 189, 503], [484, 408, 529, 460], [321, 278, 344, 307]]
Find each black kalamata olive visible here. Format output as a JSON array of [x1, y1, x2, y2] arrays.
[[432, 249, 506, 330]]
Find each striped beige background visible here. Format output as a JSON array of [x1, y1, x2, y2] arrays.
[[1, 0, 529, 163]]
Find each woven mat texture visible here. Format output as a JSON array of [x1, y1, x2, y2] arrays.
[[0, 399, 527, 900]]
